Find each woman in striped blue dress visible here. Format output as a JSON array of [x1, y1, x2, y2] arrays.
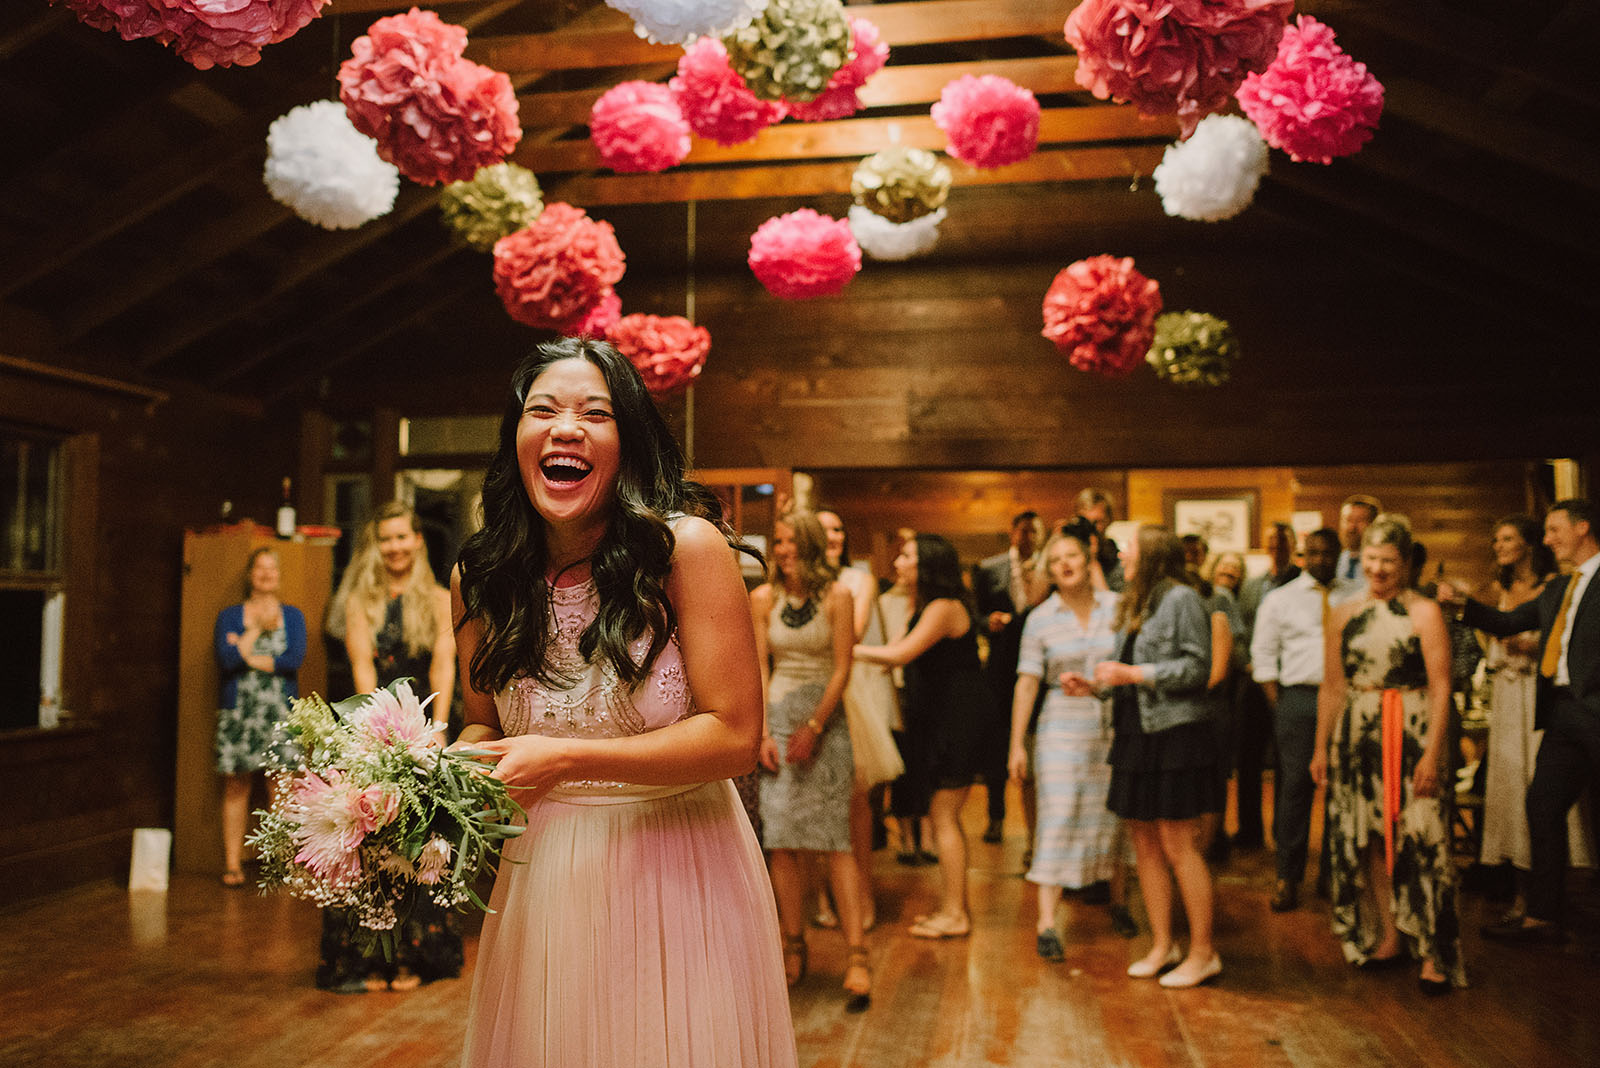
[[1008, 523, 1124, 960]]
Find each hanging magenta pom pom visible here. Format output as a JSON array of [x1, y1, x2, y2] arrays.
[[1041, 255, 1164, 378], [670, 37, 787, 146], [559, 287, 623, 338], [493, 203, 626, 331], [339, 8, 521, 186], [748, 209, 862, 300], [606, 314, 711, 396], [930, 74, 1040, 169], [590, 80, 692, 173], [1065, 0, 1293, 138], [1236, 15, 1384, 164], [55, 0, 328, 69]]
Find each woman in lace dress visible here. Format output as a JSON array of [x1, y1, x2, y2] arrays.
[[1476, 514, 1593, 919], [752, 509, 871, 1010], [453, 338, 796, 1067], [1312, 515, 1465, 993]]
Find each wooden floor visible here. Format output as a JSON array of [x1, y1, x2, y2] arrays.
[[5, 786, 1600, 1068]]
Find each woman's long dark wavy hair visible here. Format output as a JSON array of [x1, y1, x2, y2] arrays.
[[456, 337, 751, 695], [907, 533, 972, 624], [1494, 513, 1556, 591]]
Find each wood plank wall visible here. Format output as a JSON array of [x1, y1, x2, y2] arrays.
[[0, 367, 293, 903]]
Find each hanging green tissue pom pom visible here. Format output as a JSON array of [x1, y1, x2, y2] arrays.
[[439, 163, 544, 252], [1146, 311, 1240, 388], [851, 146, 951, 224], [722, 0, 851, 102]]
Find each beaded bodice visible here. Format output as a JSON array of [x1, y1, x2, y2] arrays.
[[495, 579, 695, 743]]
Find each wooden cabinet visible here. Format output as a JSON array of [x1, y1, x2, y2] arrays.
[[173, 525, 334, 874]]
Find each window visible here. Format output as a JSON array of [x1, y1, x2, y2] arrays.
[[1, 427, 65, 730]]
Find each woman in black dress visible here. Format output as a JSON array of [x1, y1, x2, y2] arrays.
[[855, 533, 990, 939], [318, 500, 462, 993], [1080, 525, 1220, 988]]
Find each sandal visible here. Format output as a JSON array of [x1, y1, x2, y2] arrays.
[[388, 968, 422, 992], [908, 914, 970, 939], [220, 869, 246, 889], [782, 934, 808, 987], [843, 946, 872, 1013]]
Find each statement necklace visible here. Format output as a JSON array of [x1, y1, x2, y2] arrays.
[[780, 594, 817, 629]]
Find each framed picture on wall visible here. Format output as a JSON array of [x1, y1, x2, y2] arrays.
[[1163, 490, 1259, 553]]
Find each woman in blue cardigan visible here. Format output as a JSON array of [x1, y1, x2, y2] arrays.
[[213, 546, 307, 887], [1077, 525, 1220, 988]]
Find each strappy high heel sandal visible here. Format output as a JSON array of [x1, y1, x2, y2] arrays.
[[782, 934, 808, 987], [842, 946, 871, 1013]]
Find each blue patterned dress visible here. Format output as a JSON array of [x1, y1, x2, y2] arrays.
[[1018, 590, 1123, 889]]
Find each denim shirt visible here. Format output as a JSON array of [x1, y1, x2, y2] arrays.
[[1123, 581, 1212, 733]]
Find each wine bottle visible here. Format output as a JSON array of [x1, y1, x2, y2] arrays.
[[276, 477, 296, 538]]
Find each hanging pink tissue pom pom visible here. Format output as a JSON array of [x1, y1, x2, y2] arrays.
[[1236, 15, 1384, 164], [748, 209, 861, 300], [670, 37, 787, 146], [1066, 0, 1293, 139], [591, 81, 692, 173], [930, 74, 1040, 169], [606, 314, 711, 396], [339, 8, 521, 186], [559, 287, 622, 338], [493, 203, 627, 331], [787, 17, 889, 122], [1041, 255, 1164, 378], [55, 0, 327, 69]]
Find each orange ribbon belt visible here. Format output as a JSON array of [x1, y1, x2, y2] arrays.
[[1381, 688, 1403, 876]]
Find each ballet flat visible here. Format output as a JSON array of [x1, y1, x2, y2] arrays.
[[1127, 945, 1182, 979], [1159, 954, 1222, 989]]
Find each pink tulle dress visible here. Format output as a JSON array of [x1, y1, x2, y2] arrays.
[[461, 577, 798, 1068]]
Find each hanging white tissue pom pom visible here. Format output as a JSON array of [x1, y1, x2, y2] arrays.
[[847, 205, 947, 262], [606, 0, 765, 45], [1152, 114, 1268, 222], [264, 100, 399, 230]]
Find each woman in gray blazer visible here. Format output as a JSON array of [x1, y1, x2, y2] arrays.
[[1075, 526, 1221, 988]]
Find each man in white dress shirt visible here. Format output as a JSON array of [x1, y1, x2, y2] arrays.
[[1251, 527, 1358, 911]]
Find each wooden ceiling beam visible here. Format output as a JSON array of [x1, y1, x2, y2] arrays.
[[0, 7, 71, 61], [470, 0, 1081, 75], [547, 144, 1167, 206], [519, 55, 1087, 128], [519, 106, 1175, 173]]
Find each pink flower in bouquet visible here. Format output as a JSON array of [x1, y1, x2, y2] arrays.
[[291, 771, 366, 885], [352, 784, 401, 834], [786, 16, 889, 122], [353, 680, 436, 759], [339, 8, 521, 186], [1041, 255, 1164, 377], [493, 203, 627, 330], [930, 74, 1041, 169], [1065, 0, 1293, 138], [416, 837, 454, 885], [748, 209, 861, 300], [605, 314, 711, 396], [1236, 15, 1384, 164], [670, 37, 787, 147], [591, 81, 692, 173]]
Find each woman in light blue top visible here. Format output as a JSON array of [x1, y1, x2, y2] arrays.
[[1084, 525, 1220, 988], [1008, 524, 1124, 962]]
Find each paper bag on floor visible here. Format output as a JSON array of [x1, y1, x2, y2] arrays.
[[129, 827, 172, 892]]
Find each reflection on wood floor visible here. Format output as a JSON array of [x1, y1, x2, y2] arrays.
[[4, 785, 1599, 1068]]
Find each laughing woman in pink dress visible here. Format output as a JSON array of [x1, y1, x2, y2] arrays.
[[452, 338, 797, 1067]]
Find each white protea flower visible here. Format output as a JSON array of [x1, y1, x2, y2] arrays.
[[264, 100, 400, 230], [1152, 114, 1269, 223], [847, 205, 946, 262]]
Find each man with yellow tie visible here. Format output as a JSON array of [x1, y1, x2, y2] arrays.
[[1251, 528, 1358, 912], [1443, 499, 1600, 943]]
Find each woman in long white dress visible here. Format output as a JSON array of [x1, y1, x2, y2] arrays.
[[1477, 514, 1594, 919], [452, 338, 797, 1067]]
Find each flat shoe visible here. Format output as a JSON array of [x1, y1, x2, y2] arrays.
[[1159, 954, 1222, 989], [908, 915, 970, 939], [1036, 930, 1065, 963], [1418, 975, 1451, 996], [220, 869, 246, 888], [1109, 905, 1139, 940], [1127, 945, 1182, 979]]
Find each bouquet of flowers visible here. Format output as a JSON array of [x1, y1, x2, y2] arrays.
[[249, 680, 523, 955]]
